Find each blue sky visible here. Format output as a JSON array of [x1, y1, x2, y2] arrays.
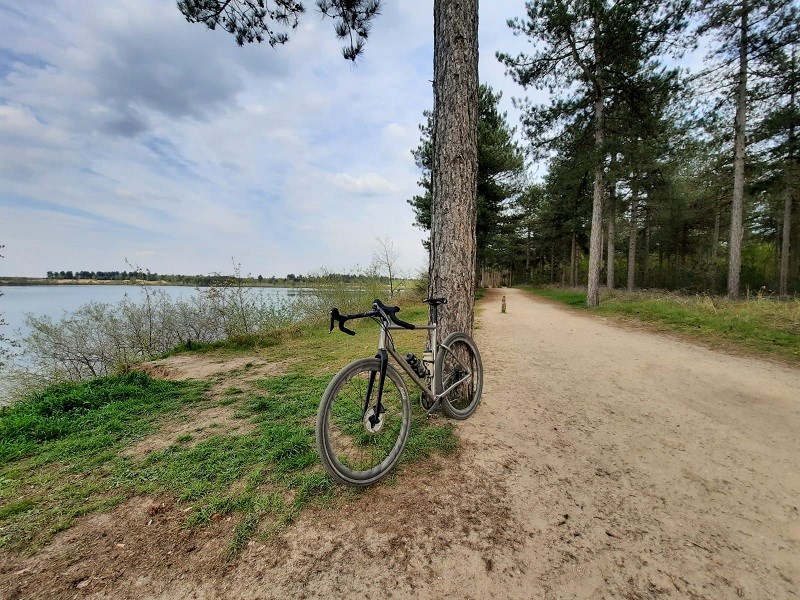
[[0, 0, 535, 278]]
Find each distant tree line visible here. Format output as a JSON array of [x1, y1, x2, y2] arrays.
[[42, 271, 403, 287], [47, 270, 165, 282]]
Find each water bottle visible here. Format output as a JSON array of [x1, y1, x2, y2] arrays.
[[405, 353, 429, 379]]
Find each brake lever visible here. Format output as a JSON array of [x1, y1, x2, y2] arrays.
[[329, 308, 356, 336]]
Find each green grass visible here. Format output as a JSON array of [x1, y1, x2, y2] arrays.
[[161, 332, 286, 356], [521, 286, 800, 364], [0, 297, 456, 556]]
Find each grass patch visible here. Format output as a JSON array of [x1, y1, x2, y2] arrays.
[[162, 333, 283, 356], [521, 286, 800, 364], [0, 372, 207, 552], [0, 297, 456, 555], [525, 286, 588, 308], [0, 372, 207, 465]]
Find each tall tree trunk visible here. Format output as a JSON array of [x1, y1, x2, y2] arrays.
[[779, 186, 792, 296], [627, 183, 640, 291], [727, 0, 748, 299], [600, 225, 606, 283], [710, 202, 720, 291], [780, 49, 797, 296], [430, 0, 479, 338], [587, 16, 604, 307], [793, 186, 800, 287], [525, 226, 531, 281], [570, 232, 578, 286], [607, 175, 616, 289], [643, 208, 651, 288]]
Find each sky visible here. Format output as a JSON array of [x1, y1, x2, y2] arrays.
[[0, 0, 538, 278]]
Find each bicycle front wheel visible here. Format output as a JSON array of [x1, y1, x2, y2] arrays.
[[435, 332, 483, 420], [316, 358, 411, 487]]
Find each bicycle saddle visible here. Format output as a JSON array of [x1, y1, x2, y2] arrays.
[[423, 297, 447, 306]]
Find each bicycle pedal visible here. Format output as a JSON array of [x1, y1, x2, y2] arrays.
[[425, 399, 442, 415]]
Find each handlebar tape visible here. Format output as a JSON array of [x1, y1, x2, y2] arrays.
[[373, 299, 415, 330], [329, 308, 356, 336]]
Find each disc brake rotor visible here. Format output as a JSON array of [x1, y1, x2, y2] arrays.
[[363, 407, 384, 433]]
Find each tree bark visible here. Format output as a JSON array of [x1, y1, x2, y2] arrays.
[[601, 225, 606, 275], [607, 176, 616, 289], [430, 0, 479, 338], [781, 49, 797, 296], [710, 202, 720, 291], [570, 232, 578, 286], [792, 173, 800, 286], [779, 185, 792, 296], [526, 226, 531, 281], [587, 15, 604, 307], [727, 0, 748, 299], [627, 183, 640, 291], [643, 207, 650, 288]]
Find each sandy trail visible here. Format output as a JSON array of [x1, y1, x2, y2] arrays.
[[2, 287, 799, 599], [461, 288, 800, 599]]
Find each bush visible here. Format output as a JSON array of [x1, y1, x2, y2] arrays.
[[19, 283, 306, 383]]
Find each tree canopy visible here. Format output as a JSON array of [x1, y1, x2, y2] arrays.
[[178, 0, 381, 60]]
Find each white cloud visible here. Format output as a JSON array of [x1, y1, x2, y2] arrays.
[[383, 123, 408, 140], [329, 173, 398, 196], [0, 0, 534, 279]]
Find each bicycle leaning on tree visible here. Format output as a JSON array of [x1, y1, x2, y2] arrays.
[[315, 296, 483, 487]]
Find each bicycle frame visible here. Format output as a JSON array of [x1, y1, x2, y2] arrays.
[[380, 323, 436, 404], [375, 322, 473, 414]]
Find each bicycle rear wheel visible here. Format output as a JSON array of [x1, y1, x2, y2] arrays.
[[435, 332, 483, 420], [316, 358, 411, 487]]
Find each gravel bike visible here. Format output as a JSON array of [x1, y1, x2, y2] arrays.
[[316, 297, 483, 487]]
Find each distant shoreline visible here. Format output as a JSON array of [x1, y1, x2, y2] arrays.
[[0, 278, 300, 288]]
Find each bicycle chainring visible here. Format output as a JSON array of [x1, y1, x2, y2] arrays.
[[419, 391, 434, 411]]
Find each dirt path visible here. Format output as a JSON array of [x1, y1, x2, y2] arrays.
[[3, 288, 799, 599], [462, 288, 800, 599]]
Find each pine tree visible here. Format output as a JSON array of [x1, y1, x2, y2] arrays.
[[694, 0, 799, 297], [408, 85, 526, 282], [750, 40, 800, 294], [429, 0, 479, 338], [499, 0, 689, 306], [178, 0, 381, 60]]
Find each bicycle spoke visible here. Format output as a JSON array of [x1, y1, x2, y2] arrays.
[[436, 333, 483, 419], [322, 364, 408, 476]]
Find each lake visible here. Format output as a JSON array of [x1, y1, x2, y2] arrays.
[[0, 285, 308, 401]]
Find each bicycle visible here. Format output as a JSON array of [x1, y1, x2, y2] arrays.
[[316, 297, 483, 487]]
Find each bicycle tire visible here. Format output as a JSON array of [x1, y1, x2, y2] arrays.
[[435, 332, 483, 420], [316, 358, 411, 487]]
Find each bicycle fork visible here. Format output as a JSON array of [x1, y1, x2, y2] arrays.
[[362, 349, 389, 429]]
